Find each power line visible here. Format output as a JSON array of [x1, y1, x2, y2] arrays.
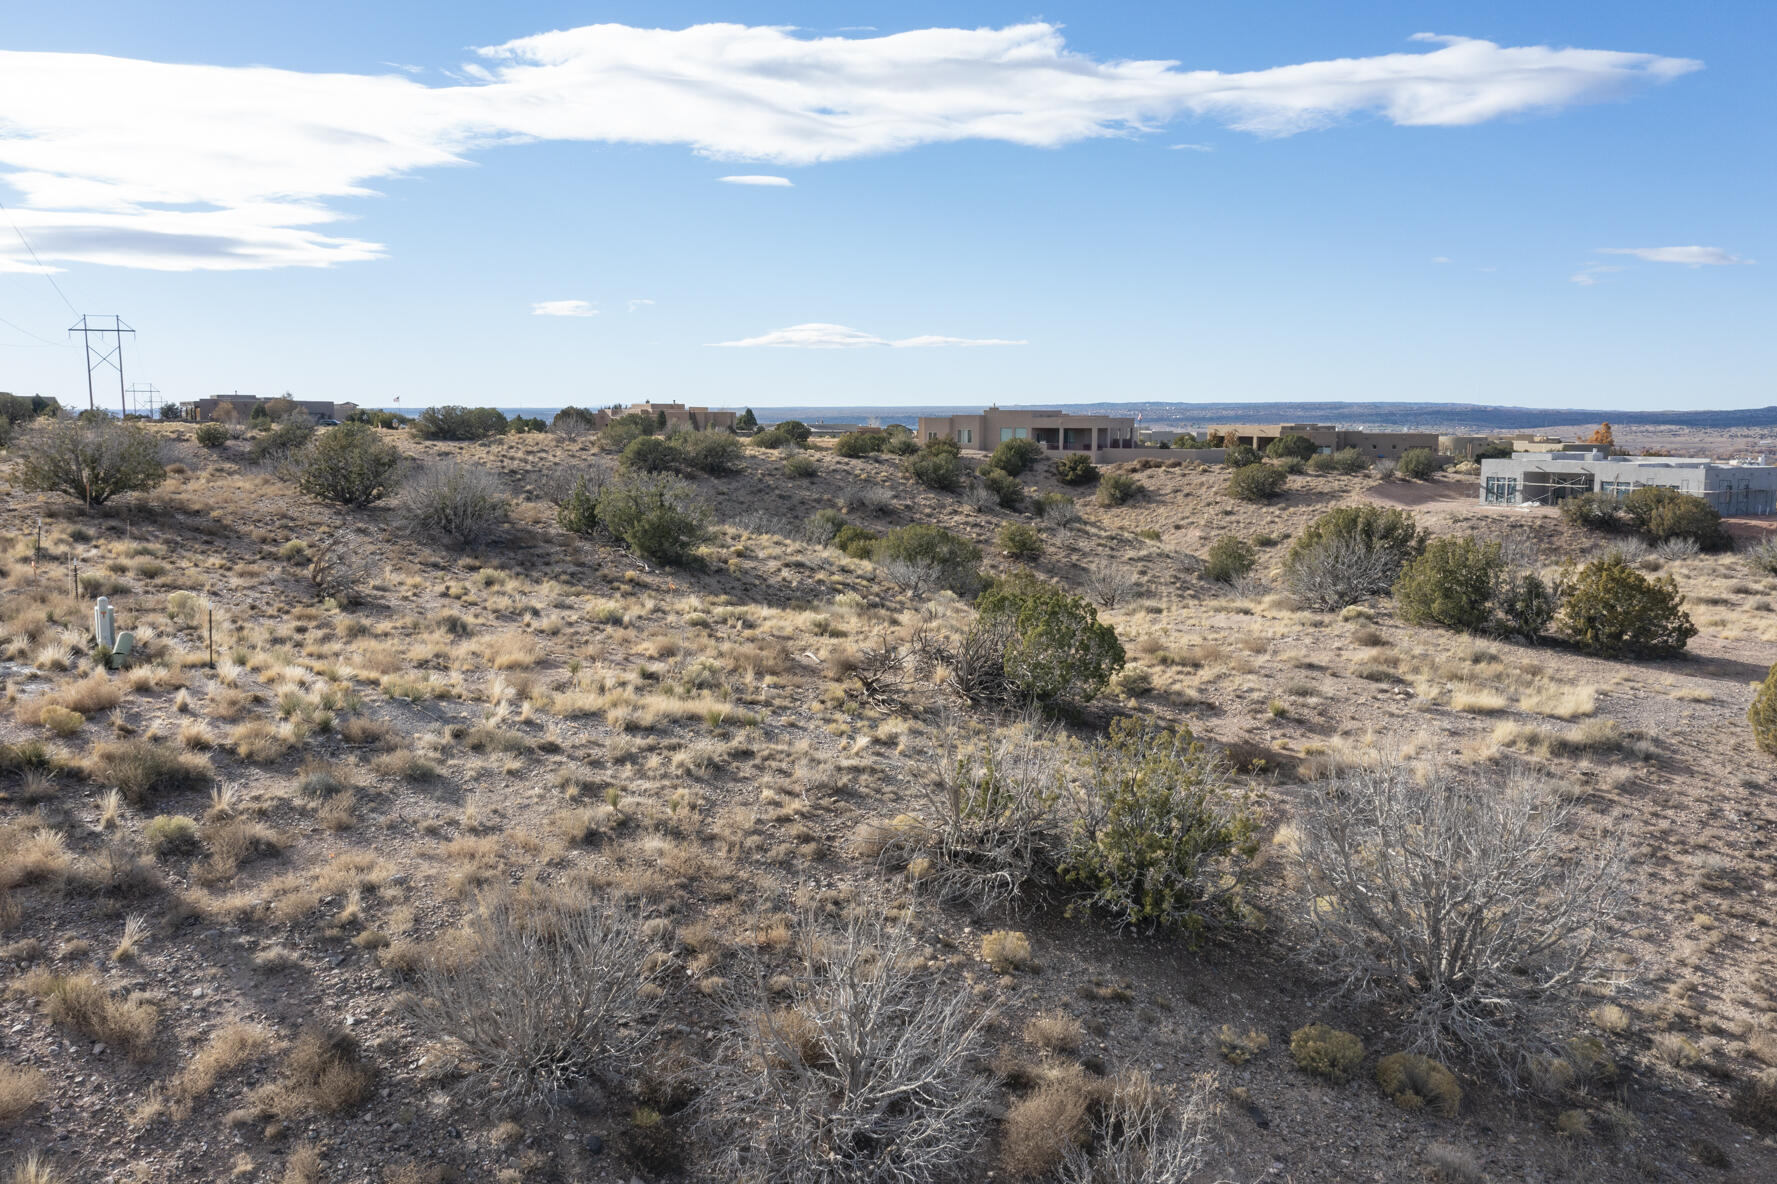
[[0, 312, 71, 347], [0, 196, 79, 316]]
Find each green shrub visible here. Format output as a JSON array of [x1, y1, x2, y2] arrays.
[[1394, 537, 1503, 633], [600, 413, 658, 452], [1398, 448, 1439, 479], [1560, 491, 1623, 532], [874, 525, 982, 596], [556, 477, 600, 536], [832, 524, 879, 559], [1629, 488, 1732, 551], [902, 450, 963, 491], [998, 523, 1043, 560], [735, 408, 758, 432], [1096, 472, 1141, 506], [508, 415, 546, 434], [670, 428, 743, 475], [1056, 453, 1099, 485], [1376, 1053, 1461, 1117], [145, 814, 201, 858], [1748, 665, 1777, 756], [13, 416, 166, 508], [1306, 452, 1335, 473], [834, 428, 888, 458], [1330, 447, 1371, 474], [1289, 1024, 1364, 1084], [1285, 506, 1425, 608], [1496, 568, 1559, 643], [249, 414, 316, 463], [1223, 444, 1262, 469], [1204, 536, 1256, 584], [551, 406, 601, 434], [620, 435, 679, 473], [1558, 554, 1696, 657], [979, 467, 1024, 510], [749, 427, 794, 450], [1035, 492, 1078, 524], [783, 454, 818, 478], [296, 423, 401, 507], [989, 437, 1045, 476], [774, 420, 813, 445], [411, 405, 507, 441], [194, 422, 229, 448], [976, 571, 1124, 704], [1059, 717, 1257, 932], [595, 473, 707, 567], [884, 433, 919, 456], [1227, 463, 1287, 503], [1266, 434, 1317, 462], [921, 437, 961, 458]]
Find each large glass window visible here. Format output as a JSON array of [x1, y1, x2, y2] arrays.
[[1484, 476, 1520, 505], [1000, 427, 1013, 442], [959, 429, 972, 444]]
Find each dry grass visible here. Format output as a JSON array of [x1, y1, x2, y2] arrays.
[[172, 1023, 276, 1111], [999, 1063, 1096, 1180], [18, 968, 158, 1060], [1518, 682, 1598, 719], [85, 739, 213, 805], [0, 1061, 47, 1123]]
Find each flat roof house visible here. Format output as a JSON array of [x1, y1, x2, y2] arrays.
[[1208, 423, 1440, 458], [1479, 451, 1777, 516], [916, 408, 1140, 462], [188, 395, 358, 422]]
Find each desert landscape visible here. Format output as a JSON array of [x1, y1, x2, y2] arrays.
[[2, 407, 1774, 1184]]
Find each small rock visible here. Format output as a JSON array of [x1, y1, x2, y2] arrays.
[[92, 1043, 106, 1056], [584, 1134, 604, 1155]]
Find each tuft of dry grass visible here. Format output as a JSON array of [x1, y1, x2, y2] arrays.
[[998, 1063, 1096, 1180], [173, 1023, 276, 1110], [0, 1061, 48, 1124], [1023, 1011, 1084, 1055], [85, 739, 212, 806], [981, 930, 1032, 973], [18, 968, 158, 1061], [1518, 682, 1598, 720]]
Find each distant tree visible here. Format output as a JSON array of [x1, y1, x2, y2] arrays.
[[775, 419, 813, 445], [1223, 444, 1263, 469], [989, 437, 1045, 476], [1056, 454, 1099, 485], [1397, 448, 1439, 480], [1581, 423, 1615, 448], [1227, 463, 1288, 503], [412, 405, 508, 441], [735, 407, 758, 432], [1266, 434, 1318, 462]]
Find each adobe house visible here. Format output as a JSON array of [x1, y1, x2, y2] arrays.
[[916, 407, 1142, 462], [187, 395, 358, 423], [591, 402, 737, 432], [1207, 423, 1440, 459]]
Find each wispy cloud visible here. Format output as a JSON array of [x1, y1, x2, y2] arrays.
[[627, 298, 654, 312], [1430, 256, 1451, 264], [0, 26, 1701, 270], [531, 299, 598, 317], [1168, 143, 1213, 151], [1595, 245, 1750, 266], [712, 322, 1026, 349], [720, 175, 794, 187], [1570, 264, 1624, 286]]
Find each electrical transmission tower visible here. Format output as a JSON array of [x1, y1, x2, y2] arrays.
[[69, 314, 134, 416], [125, 383, 161, 419]]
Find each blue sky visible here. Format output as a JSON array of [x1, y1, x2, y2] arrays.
[[1, 2, 1771, 412]]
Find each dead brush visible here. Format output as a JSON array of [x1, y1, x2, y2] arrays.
[[705, 907, 993, 1184], [17, 968, 158, 1061], [238, 1026, 375, 1125], [402, 889, 660, 1110]]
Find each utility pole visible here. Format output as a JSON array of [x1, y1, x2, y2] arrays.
[[69, 315, 134, 416], [126, 383, 160, 418]]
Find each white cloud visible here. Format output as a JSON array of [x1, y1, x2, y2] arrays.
[[1595, 245, 1750, 266], [711, 322, 1026, 348], [1570, 264, 1623, 285], [1168, 143, 1213, 151], [0, 26, 1701, 270], [719, 175, 794, 187], [1430, 256, 1450, 264], [531, 299, 598, 316], [627, 298, 655, 311]]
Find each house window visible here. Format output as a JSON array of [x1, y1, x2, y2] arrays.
[[1484, 476, 1519, 505], [1000, 427, 1013, 442], [959, 429, 972, 445]]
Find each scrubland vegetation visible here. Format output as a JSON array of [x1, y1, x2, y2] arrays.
[[1, 408, 1775, 1182]]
